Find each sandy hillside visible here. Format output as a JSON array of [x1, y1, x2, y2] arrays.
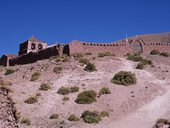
[[0, 54, 170, 128]]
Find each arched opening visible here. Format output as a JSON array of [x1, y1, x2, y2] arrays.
[[31, 43, 36, 50], [63, 44, 70, 56], [132, 40, 143, 54], [38, 44, 43, 50]]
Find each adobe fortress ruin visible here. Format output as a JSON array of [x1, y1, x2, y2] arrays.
[[1, 33, 170, 67]]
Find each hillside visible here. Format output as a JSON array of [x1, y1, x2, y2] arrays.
[[1, 51, 170, 128], [117, 32, 170, 43]]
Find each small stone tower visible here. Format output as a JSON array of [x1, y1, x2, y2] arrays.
[[18, 36, 47, 56]]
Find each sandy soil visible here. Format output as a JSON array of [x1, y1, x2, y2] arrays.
[[0, 55, 170, 128]]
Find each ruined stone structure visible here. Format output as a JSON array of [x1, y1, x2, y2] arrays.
[[1, 33, 170, 66]]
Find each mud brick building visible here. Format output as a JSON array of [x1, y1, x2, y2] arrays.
[[1, 33, 170, 66]]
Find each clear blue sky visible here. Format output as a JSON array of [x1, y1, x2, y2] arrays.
[[0, 0, 170, 56]]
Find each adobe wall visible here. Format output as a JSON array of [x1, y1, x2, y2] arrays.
[[143, 42, 170, 54], [4, 40, 170, 67], [69, 41, 133, 56], [9, 45, 60, 66]]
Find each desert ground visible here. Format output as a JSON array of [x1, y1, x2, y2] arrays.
[[1, 53, 170, 128]]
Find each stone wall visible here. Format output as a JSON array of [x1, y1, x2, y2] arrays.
[[142, 42, 170, 54], [0, 88, 18, 128], [9, 45, 60, 66], [4, 40, 170, 67], [69, 41, 132, 56]]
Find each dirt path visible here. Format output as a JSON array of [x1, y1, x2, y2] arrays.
[[106, 59, 170, 128], [108, 86, 170, 128]]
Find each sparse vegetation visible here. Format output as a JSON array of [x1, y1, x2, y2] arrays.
[[160, 52, 170, 57], [99, 87, 111, 96], [70, 86, 79, 93], [50, 114, 59, 119], [24, 96, 38, 104], [53, 66, 62, 74], [100, 111, 109, 117], [81, 110, 101, 124], [0, 76, 12, 86], [57, 86, 79, 95], [127, 54, 144, 62], [85, 52, 92, 55], [98, 52, 105, 57], [150, 50, 160, 55], [73, 53, 85, 59], [136, 62, 145, 69], [0, 76, 13, 93], [57, 86, 70, 95], [75, 90, 97, 104], [36, 92, 41, 97], [50, 54, 69, 62], [111, 71, 137, 86], [63, 96, 69, 101], [136, 59, 152, 70], [98, 52, 114, 57], [79, 58, 90, 65], [20, 118, 31, 125], [153, 118, 170, 128], [84, 63, 97, 72], [5, 69, 15, 75], [104, 51, 114, 56], [0, 86, 12, 93], [68, 114, 80, 121], [39, 83, 51, 91], [30, 72, 41, 81], [127, 54, 152, 69]]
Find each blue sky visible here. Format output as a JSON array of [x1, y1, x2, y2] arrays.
[[0, 0, 170, 56]]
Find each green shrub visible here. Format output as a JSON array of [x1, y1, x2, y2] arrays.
[[84, 63, 97, 72], [104, 51, 114, 56], [150, 50, 160, 55], [85, 52, 92, 55], [98, 53, 105, 57], [63, 96, 69, 101], [20, 118, 31, 125], [79, 58, 90, 65], [127, 54, 144, 62], [5, 69, 15, 75], [50, 114, 59, 119], [30, 72, 41, 81], [99, 87, 111, 95], [98, 52, 114, 57], [24, 96, 38, 104], [57, 86, 70, 95], [100, 111, 109, 117], [160, 52, 169, 57], [156, 118, 170, 125], [127, 54, 152, 70], [53, 66, 62, 74], [68, 114, 80, 121], [50, 54, 69, 62], [111, 71, 137, 86], [81, 110, 101, 124], [135, 59, 152, 70], [75, 90, 97, 104], [70, 86, 79, 93], [39, 83, 51, 91], [136, 62, 145, 70], [154, 118, 170, 127], [57, 86, 79, 95]]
